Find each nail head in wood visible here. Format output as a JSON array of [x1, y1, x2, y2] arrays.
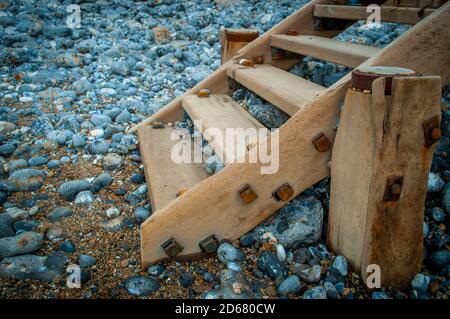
[[238, 184, 257, 204], [312, 132, 331, 152], [423, 115, 441, 147], [273, 183, 294, 201], [383, 175, 404, 201], [199, 234, 220, 253], [161, 238, 184, 257]]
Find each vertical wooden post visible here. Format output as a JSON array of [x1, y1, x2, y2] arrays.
[[327, 66, 442, 289], [220, 28, 259, 64]]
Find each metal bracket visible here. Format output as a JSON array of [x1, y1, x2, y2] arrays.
[[161, 238, 184, 257], [273, 183, 294, 201], [199, 234, 220, 253], [312, 133, 331, 152], [238, 184, 258, 204], [423, 115, 441, 147], [383, 175, 404, 202]]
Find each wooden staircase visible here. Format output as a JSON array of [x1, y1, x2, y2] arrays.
[[132, 0, 450, 267]]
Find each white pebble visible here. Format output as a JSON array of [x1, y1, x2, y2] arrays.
[[276, 244, 287, 262], [106, 207, 121, 218]]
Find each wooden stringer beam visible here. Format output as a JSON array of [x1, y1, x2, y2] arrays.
[[139, 2, 450, 267]]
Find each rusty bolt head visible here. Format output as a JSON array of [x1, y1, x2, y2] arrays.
[[253, 56, 264, 64], [389, 183, 402, 197], [238, 59, 254, 67], [197, 88, 211, 98], [383, 175, 404, 201], [238, 184, 257, 204], [199, 234, 220, 253], [430, 128, 441, 140], [286, 30, 299, 36], [161, 238, 184, 257], [312, 133, 331, 152], [273, 183, 294, 201], [423, 115, 441, 147]]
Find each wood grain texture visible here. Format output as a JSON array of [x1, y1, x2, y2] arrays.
[[361, 76, 441, 289], [227, 64, 326, 116], [271, 35, 380, 68]]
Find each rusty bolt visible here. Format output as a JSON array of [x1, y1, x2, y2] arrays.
[[389, 183, 402, 197], [423, 115, 441, 147], [161, 238, 184, 257], [383, 175, 404, 201], [238, 59, 254, 67], [199, 234, 220, 253], [312, 133, 331, 152], [273, 183, 294, 201], [430, 128, 442, 140], [197, 88, 211, 98], [253, 56, 264, 64], [238, 184, 257, 204]]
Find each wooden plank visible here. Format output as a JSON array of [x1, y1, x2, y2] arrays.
[[270, 35, 380, 68], [139, 2, 450, 267], [328, 74, 441, 289], [137, 125, 209, 211], [220, 29, 259, 64], [227, 64, 326, 116], [182, 94, 266, 162], [314, 4, 436, 24]]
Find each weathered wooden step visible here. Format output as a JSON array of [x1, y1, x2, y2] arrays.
[[314, 4, 435, 24], [182, 94, 266, 162], [137, 125, 209, 211], [271, 34, 380, 68], [227, 64, 326, 116]]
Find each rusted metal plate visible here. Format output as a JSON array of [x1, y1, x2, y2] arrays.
[[351, 66, 416, 94], [238, 184, 258, 204]]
